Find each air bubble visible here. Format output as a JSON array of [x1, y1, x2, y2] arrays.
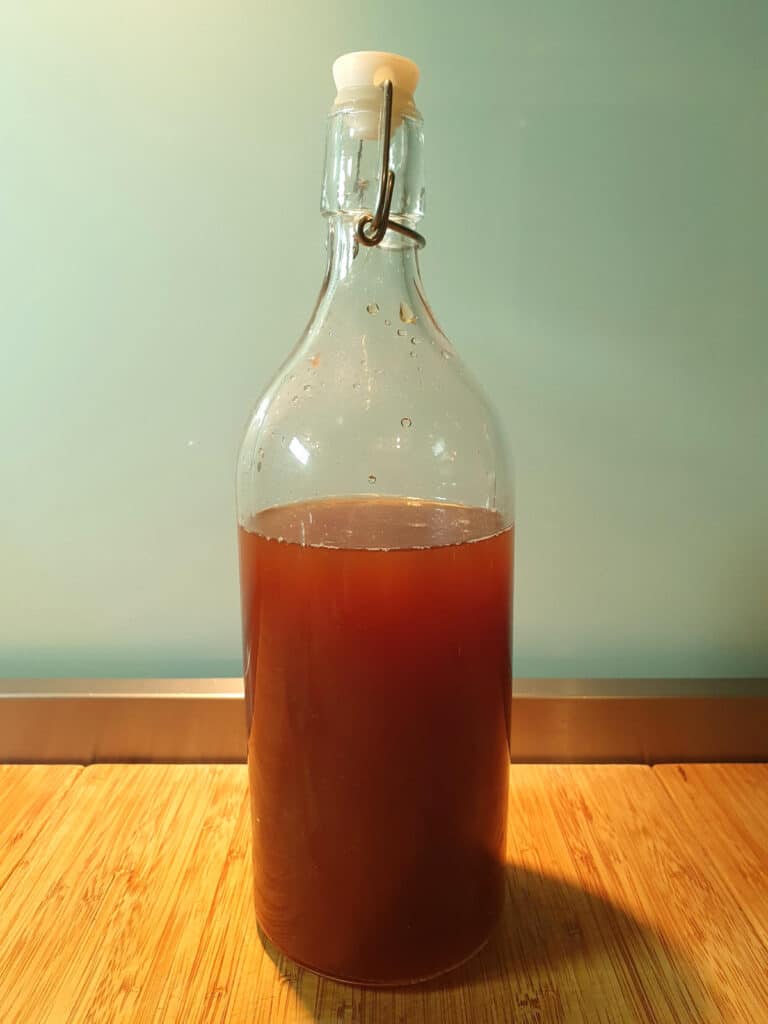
[[384, 319, 391, 327], [397, 328, 408, 337], [410, 336, 419, 345], [303, 384, 312, 392], [366, 303, 379, 315], [291, 395, 299, 404], [441, 349, 452, 360], [368, 473, 377, 484], [401, 416, 412, 428]]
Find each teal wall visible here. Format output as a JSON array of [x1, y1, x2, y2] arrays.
[[1, 1, 766, 679]]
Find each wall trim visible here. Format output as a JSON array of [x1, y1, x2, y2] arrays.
[[1, 678, 766, 764]]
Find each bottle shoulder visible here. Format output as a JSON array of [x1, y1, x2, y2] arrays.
[[237, 323, 512, 522]]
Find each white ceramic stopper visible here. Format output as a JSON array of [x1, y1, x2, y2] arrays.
[[332, 51, 420, 140]]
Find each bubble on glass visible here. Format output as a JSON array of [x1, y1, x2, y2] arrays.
[[291, 395, 299, 404], [366, 303, 379, 315], [397, 328, 408, 337], [401, 416, 412, 428], [303, 384, 312, 392], [410, 336, 419, 345], [400, 301, 417, 324], [409, 350, 416, 358], [384, 319, 391, 327], [352, 381, 360, 390], [441, 349, 452, 360], [368, 473, 377, 484]]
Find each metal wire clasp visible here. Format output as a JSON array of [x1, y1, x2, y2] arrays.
[[355, 80, 426, 250]]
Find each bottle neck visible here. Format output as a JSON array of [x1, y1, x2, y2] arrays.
[[316, 88, 427, 318], [309, 215, 424, 336], [321, 86, 425, 229]]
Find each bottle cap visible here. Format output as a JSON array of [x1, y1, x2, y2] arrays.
[[332, 51, 420, 140], [332, 51, 419, 96]]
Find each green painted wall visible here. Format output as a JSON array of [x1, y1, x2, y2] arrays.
[[1, 1, 766, 679]]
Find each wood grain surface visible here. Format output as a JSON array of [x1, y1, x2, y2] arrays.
[[654, 764, 768, 951], [0, 763, 765, 1023], [0, 765, 82, 889]]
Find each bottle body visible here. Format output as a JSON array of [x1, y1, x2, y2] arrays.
[[239, 498, 511, 983], [236, 59, 513, 984]]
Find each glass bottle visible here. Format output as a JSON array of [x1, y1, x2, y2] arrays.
[[236, 51, 513, 985]]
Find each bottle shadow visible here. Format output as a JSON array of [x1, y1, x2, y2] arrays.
[[260, 862, 714, 1021]]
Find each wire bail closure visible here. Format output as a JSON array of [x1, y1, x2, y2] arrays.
[[355, 80, 426, 250]]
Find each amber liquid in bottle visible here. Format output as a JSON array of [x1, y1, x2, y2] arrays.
[[239, 496, 512, 984]]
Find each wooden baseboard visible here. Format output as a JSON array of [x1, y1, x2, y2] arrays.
[[0, 679, 766, 764]]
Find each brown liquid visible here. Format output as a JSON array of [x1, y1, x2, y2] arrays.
[[238, 497, 512, 984]]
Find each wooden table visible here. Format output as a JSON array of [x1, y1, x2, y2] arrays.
[[0, 763, 766, 1023]]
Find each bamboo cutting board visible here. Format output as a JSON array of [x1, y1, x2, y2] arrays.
[[0, 763, 766, 1023], [654, 764, 768, 951]]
